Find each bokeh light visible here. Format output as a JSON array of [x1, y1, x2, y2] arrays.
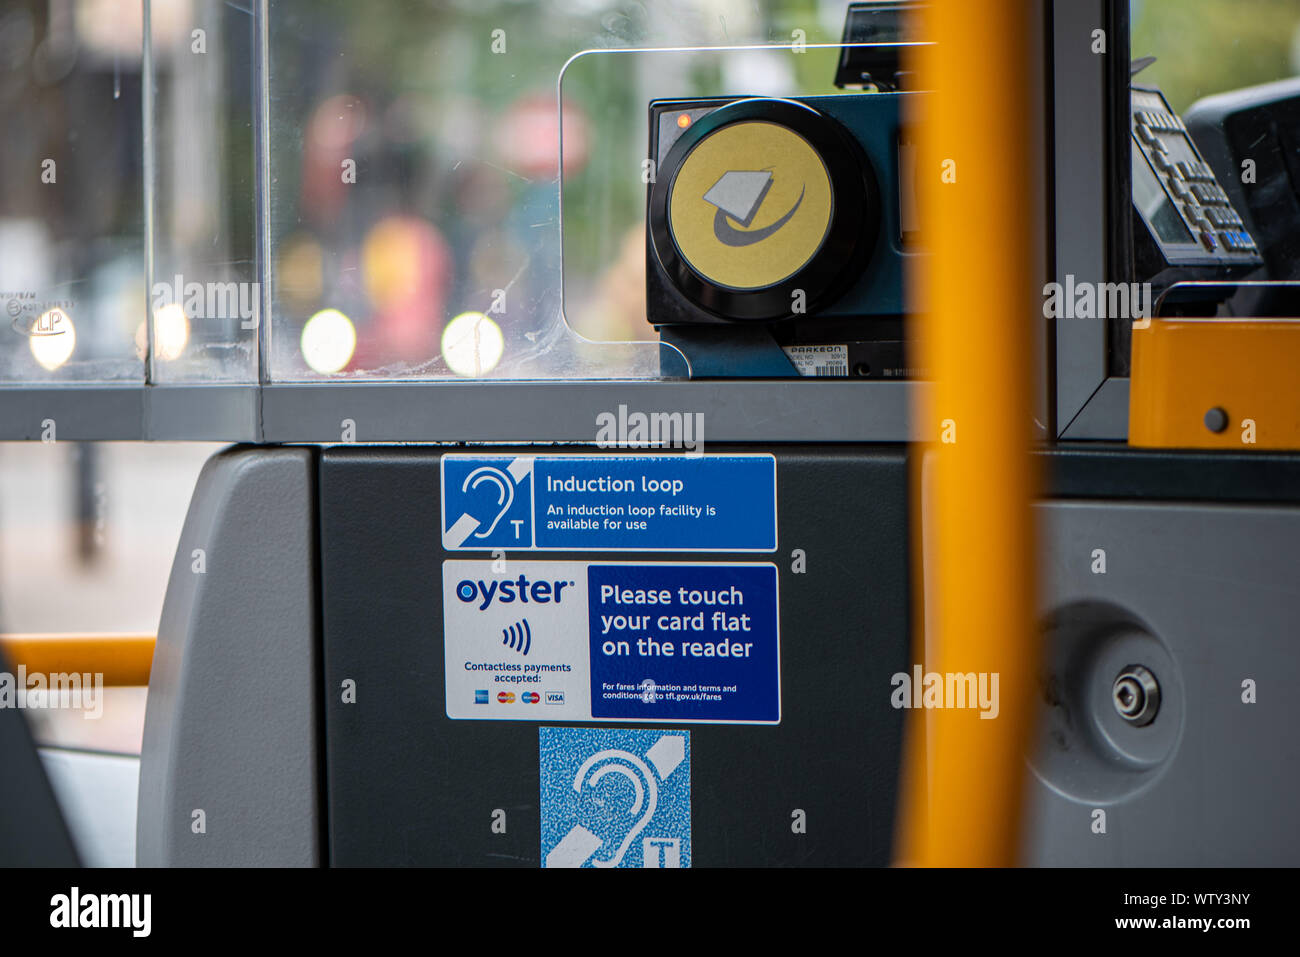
[[441, 311, 504, 377], [301, 308, 357, 374], [29, 309, 76, 370], [152, 302, 190, 361]]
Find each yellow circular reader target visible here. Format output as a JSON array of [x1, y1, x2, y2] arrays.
[[668, 121, 835, 291]]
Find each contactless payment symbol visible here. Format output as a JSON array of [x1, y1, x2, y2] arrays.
[[442, 455, 534, 549], [668, 120, 833, 291], [540, 727, 691, 868], [705, 170, 805, 247]]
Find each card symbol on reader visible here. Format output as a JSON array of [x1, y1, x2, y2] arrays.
[[705, 170, 805, 247]]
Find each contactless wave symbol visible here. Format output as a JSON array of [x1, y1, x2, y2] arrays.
[[502, 618, 532, 656]]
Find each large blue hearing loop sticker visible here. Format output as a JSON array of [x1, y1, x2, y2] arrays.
[[539, 727, 691, 868]]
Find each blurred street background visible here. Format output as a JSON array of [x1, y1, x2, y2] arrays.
[[0, 441, 220, 754]]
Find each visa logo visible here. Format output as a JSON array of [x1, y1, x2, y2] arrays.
[[455, 575, 574, 611], [545, 692, 565, 705]]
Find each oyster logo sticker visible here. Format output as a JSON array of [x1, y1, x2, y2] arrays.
[[704, 171, 806, 247], [668, 120, 833, 290]]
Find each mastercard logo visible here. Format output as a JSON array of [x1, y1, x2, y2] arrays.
[[522, 692, 540, 704], [497, 692, 515, 703]]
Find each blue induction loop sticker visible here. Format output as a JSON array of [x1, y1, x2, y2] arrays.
[[441, 453, 776, 552], [540, 727, 691, 868], [442, 456, 535, 550]]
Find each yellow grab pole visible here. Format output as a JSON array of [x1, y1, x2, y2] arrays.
[[896, 1, 1042, 866], [0, 634, 155, 687]]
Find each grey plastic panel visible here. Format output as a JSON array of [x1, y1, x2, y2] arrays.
[[1025, 0, 1052, 442], [0, 387, 145, 441], [1026, 499, 1300, 865], [1, 380, 923, 443], [1052, 0, 1118, 438], [260, 380, 922, 444], [136, 445, 319, 866], [143, 386, 260, 441], [0, 386, 259, 442], [0, 691, 79, 866], [1059, 377, 1128, 439], [318, 446, 911, 865]]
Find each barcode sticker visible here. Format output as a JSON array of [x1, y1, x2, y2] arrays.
[[781, 344, 849, 377]]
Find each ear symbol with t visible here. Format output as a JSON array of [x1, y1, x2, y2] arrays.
[[462, 466, 515, 539]]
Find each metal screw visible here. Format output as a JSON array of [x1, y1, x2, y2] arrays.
[[1112, 665, 1160, 726]]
